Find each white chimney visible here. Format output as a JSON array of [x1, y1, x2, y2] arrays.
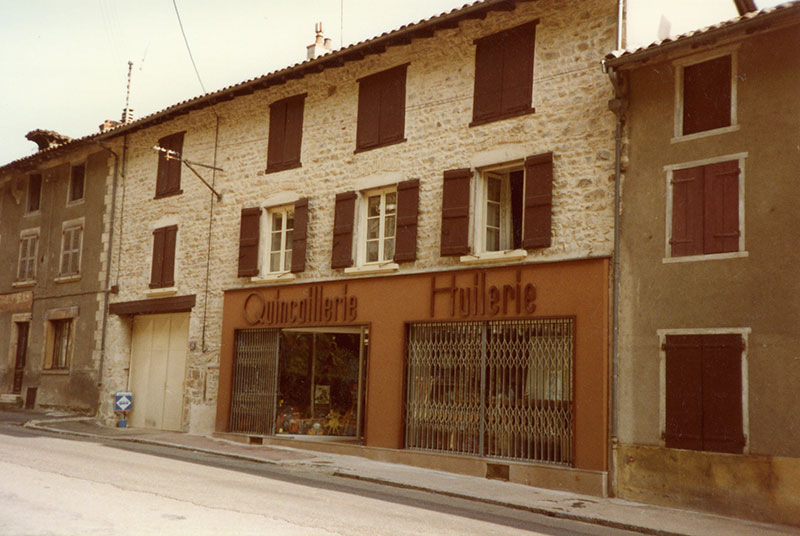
[[306, 22, 332, 60]]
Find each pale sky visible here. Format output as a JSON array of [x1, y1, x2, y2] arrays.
[[0, 0, 783, 165]]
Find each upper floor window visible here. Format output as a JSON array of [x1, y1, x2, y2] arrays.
[[26, 174, 42, 213], [237, 198, 309, 278], [60, 221, 83, 277], [155, 132, 185, 198], [472, 21, 538, 126], [267, 206, 295, 273], [267, 94, 306, 173], [17, 230, 39, 282], [356, 64, 408, 152], [150, 225, 178, 288], [674, 51, 738, 140], [362, 187, 397, 264], [68, 163, 85, 203]]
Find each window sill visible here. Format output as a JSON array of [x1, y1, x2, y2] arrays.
[[663, 251, 748, 264], [23, 210, 41, 218], [145, 287, 178, 298], [42, 369, 70, 376], [66, 199, 85, 207], [265, 161, 302, 174], [470, 107, 535, 128], [154, 189, 183, 200], [344, 262, 400, 276], [55, 274, 81, 284], [354, 137, 407, 154], [459, 249, 528, 265], [250, 272, 297, 284], [671, 124, 740, 144], [12, 280, 36, 288]]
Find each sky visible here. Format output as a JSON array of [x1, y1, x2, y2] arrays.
[[0, 0, 784, 165]]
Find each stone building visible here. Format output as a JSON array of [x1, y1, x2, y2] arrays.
[[605, 1, 800, 525]]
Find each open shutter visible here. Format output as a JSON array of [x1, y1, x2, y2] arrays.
[[501, 22, 536, 115], [394, 179, 419, 262], [331, 191, 356, 269], [472, 34, 503, 123], [357, 76, 381, 150], [670, 166, 704, 256], [664, 335, 704, 451], [522, 152, 553, 249], [704, 160, 739, 254], [701, 334, 745, 453], [291, 198, 309, 273], [150, 228, 165, 288], [440, 169, 471, 256], [238, 207, 261, 277]]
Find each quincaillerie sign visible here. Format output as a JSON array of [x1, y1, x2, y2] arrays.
[[244, 284, 357, 326], [430, 269, 537, 318]]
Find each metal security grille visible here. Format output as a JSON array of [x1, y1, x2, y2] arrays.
[[406, 318, 574, 465], [230, 329, 279, 435]]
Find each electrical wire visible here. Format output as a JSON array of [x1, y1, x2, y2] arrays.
[[172, 0, 208, 94]]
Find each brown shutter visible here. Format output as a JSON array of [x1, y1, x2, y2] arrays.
[[291, 198, 309, 273], [266, 100, 287, 170], [704, 160, 740, 254], [357, 76, 381, 150], [380, 65, 407, 145], [150, 228, 166, 288], [683, 55, 731, 135], [161, 225, 177, 287], [331, 191, 356, 268], [664, 335, 704, 451], [441, 169, 471, 256], [238, 207, 261, 277], [394, 179, 419, 262], [156, 132, 184, 196], [670, 166, 704, 256], [701, 334, 745, 453], [522, 152, 553, 249], [472, 34, 503, 123], [501, 22, 536, 114], [284, 96, 305, 166]]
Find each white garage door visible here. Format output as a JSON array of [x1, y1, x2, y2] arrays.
[[128, 313, 189, 431]]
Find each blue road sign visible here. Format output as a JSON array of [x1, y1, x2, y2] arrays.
[[114, 391, 133, 413]]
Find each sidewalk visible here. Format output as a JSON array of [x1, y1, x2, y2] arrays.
[[22, 414, 800, 536]]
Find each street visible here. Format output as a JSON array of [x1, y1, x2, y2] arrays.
[[0, 418, 636, 536]]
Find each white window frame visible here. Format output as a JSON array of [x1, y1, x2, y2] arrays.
[[345, 186, 400, 275], [58, 218, 84, 280], [262, 204, 294, 275], [67, 162, 86, 205], [16, 229, 39, 284], [663, 152, 748, 263], [657, 327, 750, 453], [672, 46, 740, 143]]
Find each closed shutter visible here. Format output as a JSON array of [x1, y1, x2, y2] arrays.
[[522, 152, 553, 249], [156, 132, 184, 196], [704, 160, 739, 254], [380, 65, 407, 145], [291, 198, 309, 273], [331, 191, 356, 269], [472, 34, 503, 123], [238, 207, 261, 277], [670, 166, 704, 256], [357, 76, 381, 150], [501, 22, 536, 115], [440, 169, 471, 256], [664, 335, 704, 451], [161, 225, 177, 287], [284, 96, 305, 166], [266, 100, 287, 170], [701, 334, 745, 453], [683, 55, 731, 135], [394, 179, 420, 262]]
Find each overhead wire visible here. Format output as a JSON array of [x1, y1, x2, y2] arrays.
[[172, 0, 208, 94]]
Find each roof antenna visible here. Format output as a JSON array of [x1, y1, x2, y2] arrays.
[[122, 60, 134, 123]]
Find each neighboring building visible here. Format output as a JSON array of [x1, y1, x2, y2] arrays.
[[605, 1, 800, 525], [94, 0, 618, 495], [0, 130, 113, 413]]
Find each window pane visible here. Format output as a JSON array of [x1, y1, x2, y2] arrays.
[[272, 213, 283, 231], [286, 216, 294, 232], [487, 201, 501, 228], [487, 177, 501, 202], [270, 252, 282, 272], [384, 238, 395, 261], [271, 231, 283, 251], [366, 241, 379, 263], [367, 218, 380, 240], [384, 215, 396, 238], [486, 228, 500, 251], [284, 248, 292, 272], [385, 192, 397, 214], [368, 195, 381, 217]]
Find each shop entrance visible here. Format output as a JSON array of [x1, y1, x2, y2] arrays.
[[230, 327, 367, 440]]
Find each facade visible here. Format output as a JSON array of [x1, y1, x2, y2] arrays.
[[0, 131, 113, 413], [94, 0, 618, 494], [606, 2, 800, 525]]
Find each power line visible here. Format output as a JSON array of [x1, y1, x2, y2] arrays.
[[172, 0, 208, 94]]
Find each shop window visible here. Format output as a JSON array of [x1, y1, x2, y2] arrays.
[[155, 132, 185, 198], [676, 52, 736, 138], [59, 221, 83, 276], [356, 64, 407, 152], [68, 163, 85, 203], [472, 21, 537, 126], [664, 333, 746, 454], [17, 230, 39, 282], [45, 318, 73, 371], [237, 198, 309, 278], [150, 225, 177, 288], [26, 173, 42, 213], [267, 94, 306, 173], [669, 159, 742, 258]]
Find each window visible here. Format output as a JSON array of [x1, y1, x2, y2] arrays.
[[266, 206, 294, 273], [60, 222, 83, 276], [675, 52, 737, 138], [26, 174, 42, 213], [238, 198, 309, 278], [267, 94, 305, 173], [155, 132, 185, 198], [150, 225, 177, 288], [17, 231, 38, 282], [362, 188, 396, 264], [69, 163, 85, 203], [472, 21, 537, 126], [356, 64, 407, 152], [663, 333, 746, 454], [668, 158, 742, 258], [483, 168, 524, 252], [45, 319, 73, 370]]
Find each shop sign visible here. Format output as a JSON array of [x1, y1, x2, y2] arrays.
[[244, 284, 357, 326], [430, 269, 536, 318], [0, 291, 33, 313]]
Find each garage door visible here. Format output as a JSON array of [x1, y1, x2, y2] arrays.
[[128, 313, 189, 431]]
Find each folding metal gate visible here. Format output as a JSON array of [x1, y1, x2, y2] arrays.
[[405, 318, 574, 465], [230, 328, 279, 435]]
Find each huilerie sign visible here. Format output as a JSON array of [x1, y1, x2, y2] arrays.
[[244, 284, 357, 326], [430, 269, 536, 317]]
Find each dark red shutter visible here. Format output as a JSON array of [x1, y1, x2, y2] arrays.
[[664, 335, 704, 451], [284, 96, 305, 166], [238, 207, 261, 277], [523, 152, 553, 249], [473, 34, 503, 123], [441, 169, 471, 256], [683, 55, 731, 135], [267, 100, 287, 170], [331, 191, 356, 268], [701, 334, 745, 453], [357, 76, 381, 150], [380, 65, 407, 144], [291, 198, 309, 273], [500, 22, 536, 114], [394, 179, 420, 262], [704, 160, 739, 254], [162, 225, 177, 287], [670, 166, 704, 256], [156, 132, 184, 196]]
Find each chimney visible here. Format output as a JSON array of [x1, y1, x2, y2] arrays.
[[733, 0, 758, 15], [306, 22, 333, 60], [99, 120, 121, 133]]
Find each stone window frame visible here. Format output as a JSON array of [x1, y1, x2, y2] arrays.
[[56, 217, 84, 282], [67, 162, 86, 205], [43, 306, 79, 374], [15, 228, 40, 286], [25, 173, 42, 215]]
